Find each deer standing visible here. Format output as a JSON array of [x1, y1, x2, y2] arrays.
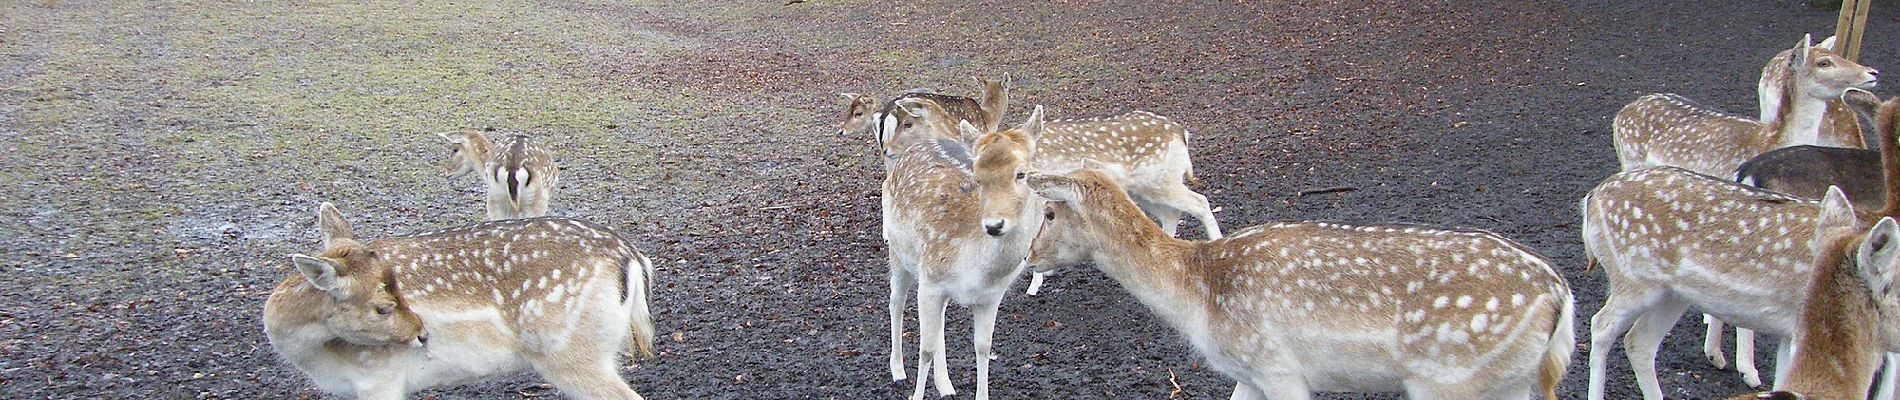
[[1759, 35, 1868, 149], [263, 203, 656, 399], [439, 130, 560, 220], [1738, 88, 1886, 211], [1025, 170, 1574, 399], [881, 102, 1047, 400], [838, 75, 1009, 145], [889, 96, 1223, 296]]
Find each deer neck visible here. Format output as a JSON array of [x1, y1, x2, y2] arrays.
[[1783, 255, 1883, 399], [1773, 91, 1831, 147], [1084, 219, 1208, 332]]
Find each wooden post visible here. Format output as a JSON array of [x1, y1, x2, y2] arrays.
[[1833, 0, 1872, 61]]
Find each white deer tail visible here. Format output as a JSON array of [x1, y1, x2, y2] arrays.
[[626, 251, 657, 359], [1539, 288, 1577, 400]]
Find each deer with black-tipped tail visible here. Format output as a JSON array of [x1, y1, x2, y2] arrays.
[[1026, 170, 1573, 399], [438, 130, 559, 220]]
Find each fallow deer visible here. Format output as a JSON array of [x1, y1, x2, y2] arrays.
[[1611, 33, 1877, 177], [839, 75, 1009, 146], [1759, 35, 1867, 149], [439, 130, 560, 221], [1025, 170, 1574, 399], [1729, 392, 1809, 400], [1737, 88, 1887, 211], [263, 202, 656, 399], [889, 97, 1222, 296], [882, 105, 1047, 400]]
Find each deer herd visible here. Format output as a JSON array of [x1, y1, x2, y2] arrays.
[[255, 30, 1900, 400]]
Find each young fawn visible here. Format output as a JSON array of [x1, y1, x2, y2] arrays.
[[1612, 33, 1876, 177], [438, 130, 559, 220], [882, 104, 1048, 400], [263, 202, 656, 399], [889, 97, 1221, 296], [1583, 98, 1900, 400], [1026, 170, 1574, 399], [1759, 35, 1867, 149]]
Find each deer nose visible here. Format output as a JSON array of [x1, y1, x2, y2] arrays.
[[984, 220, 1007, 237]]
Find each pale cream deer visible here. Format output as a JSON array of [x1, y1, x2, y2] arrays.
[[1612, 33, 1877, 177], [889, 97, 1222, 296], [439, 130, 560, 220], [263, 202, 656, 399], [1759, 35, 1867, 149], [1025, 170, 1574, 399], [882, 104, 1047, 400]]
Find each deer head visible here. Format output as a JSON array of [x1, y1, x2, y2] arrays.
[[279, 203, 427, 348], [436, 130, 492, 180], [837, 92, 879, 136], [1025, 170, 1144, 270], [1792, 33, 1879, 103], [970, 105, 1046, 237]]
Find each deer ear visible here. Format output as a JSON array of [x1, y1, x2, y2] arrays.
[[1845, 88, 1882, 116], [291, 254, 350, 298], [317, 202, 355, 249], [957, 119, 984, 144], [894, 99, 930, 119], [437, 131, 464, 143], [1818, 35, 1840, 52], [1026, 173, 1083, 203], [838, 92, 859, 102], [1859, 217, 1900, 297], [1019, 105, 1045, 141], [1818, 186, 1858, 230], [1793, 33, 1815, 67]]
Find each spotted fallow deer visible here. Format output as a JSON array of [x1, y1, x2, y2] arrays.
[[263, 202, 656, 400], [838, 75, 1009, 145], [888, 97, 1222, 296], [1582, 97, 1900, 400], [1737, 88, 1887, 211], [1612, 33, 1877, 177], [1760, 35, 1868, 149], [1746, 184, 1900, 400], [1024, 170, 1574, 399], [439, 130, 560, 221], [882, 105, 1047, 400]]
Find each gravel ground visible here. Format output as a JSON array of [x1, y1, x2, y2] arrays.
[[0, 0, 1894, 399]]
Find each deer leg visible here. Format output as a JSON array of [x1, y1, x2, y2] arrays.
[[1229, 382, 1265, 400], [353, 381, 407, 400], [1772, 336, 1793, 389], [531, 352, 644, 400], [1589, 292, 1656, 400], [1875, 353, 1899, 400], [1737, 327, 1761, 387], [1161, 184, 1222, 239], [1624, 298, 1691, 400], [1252, 374, 1313, 400], [1129, 195, 1182, 237], [1703, 315, 1728, 369], [911, 291, 951, 400], [972, 298, 1002, 400], [1024, 271, 1047, 296], [889, 264, 914, 382]]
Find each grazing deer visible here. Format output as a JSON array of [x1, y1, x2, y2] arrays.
[[882, 104, 1046, 400], [264, 203, 656, 400], [1583, 96, 1900, 400], [889, 97, 1222, 296], [438, 130, 560, 220], [838, 75, 1009, 145], [1024, 170, 1574, 399], [1612, 33, 1877, 177], [1759, 35, 1868, 149], [1737, 88, 1887, 211]]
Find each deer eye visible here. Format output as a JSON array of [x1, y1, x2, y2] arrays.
[[1015, 172, 1027, 180], [373, 303, 394, 316], [1044, 211, 1055, 220], [853, 112, 863, 117], [1819, 59, 1834, 68], [901, 122, 913, 128]]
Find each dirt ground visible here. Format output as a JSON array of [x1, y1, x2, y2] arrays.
[[1, 0, 1895, 399]]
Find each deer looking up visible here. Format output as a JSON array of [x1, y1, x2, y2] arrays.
[[438, 130, 560, 220], [1025, 170, 1574, 399], [1759, 35, 1868, 149], [1612, 33, 1877, 177], [263, 203, 657, 399]]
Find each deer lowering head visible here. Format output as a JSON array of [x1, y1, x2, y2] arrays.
[[1028, 170, 1574, 399], [263, 203, 656, 400]]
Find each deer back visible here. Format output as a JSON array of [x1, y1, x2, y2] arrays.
[[1033, 111, 1193, 180], [1612, 93, 1767, 175]]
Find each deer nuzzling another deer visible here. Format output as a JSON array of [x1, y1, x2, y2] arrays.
[[1026, 170, 1574, 400], [263, 202, 657, 400], [438, 130, 560, 221]]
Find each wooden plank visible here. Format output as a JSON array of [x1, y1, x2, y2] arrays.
[[1834, 0, 1873, 61]]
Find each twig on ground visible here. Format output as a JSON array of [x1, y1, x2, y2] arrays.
[[1297, 186, 1358, 196]]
